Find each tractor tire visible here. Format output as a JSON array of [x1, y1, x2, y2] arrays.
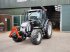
[[12, 32, 22, 42], [44, 21, 52, 39], [31, 29, 42, 45]]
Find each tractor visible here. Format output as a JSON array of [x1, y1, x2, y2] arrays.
[[9, 8, 52, 45]]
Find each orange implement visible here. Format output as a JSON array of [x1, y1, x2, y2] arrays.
[[9, 26, 22, 38]]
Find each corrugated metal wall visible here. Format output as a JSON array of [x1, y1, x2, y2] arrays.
[[0, 8, 30, 15], [61, 5, 70, 31], [0, 0, 70, 8]]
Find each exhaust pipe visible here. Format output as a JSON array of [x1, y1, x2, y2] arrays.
[[41, 6, 47, 11]]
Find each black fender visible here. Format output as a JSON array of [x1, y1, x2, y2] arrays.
[[44, 19, 49, 30], [44, 19, 52, 30]]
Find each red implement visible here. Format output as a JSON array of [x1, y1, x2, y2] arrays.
[[9, 26, 22, 39]]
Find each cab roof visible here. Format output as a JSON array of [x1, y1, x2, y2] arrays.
[[28, 9, 42, 12]]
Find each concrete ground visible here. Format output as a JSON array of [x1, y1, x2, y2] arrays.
[[0, 31, 70, 52]]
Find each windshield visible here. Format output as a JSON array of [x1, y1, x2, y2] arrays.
[[24, 11, 41, 21]]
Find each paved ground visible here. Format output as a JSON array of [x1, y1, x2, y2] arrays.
[[0, 31, 70, 52]]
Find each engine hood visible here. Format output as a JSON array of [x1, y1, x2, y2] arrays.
[[21, 21, 29, 27], [20, 21, 31, 33]]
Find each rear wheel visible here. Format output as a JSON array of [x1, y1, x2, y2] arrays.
[[31, 29, 42, 45], [44, 21, 52, 39]]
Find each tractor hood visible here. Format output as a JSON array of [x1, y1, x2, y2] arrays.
[[21, 21, 29, 27], [20, 21, 31, 33]]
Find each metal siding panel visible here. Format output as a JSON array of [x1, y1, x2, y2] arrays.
[[58, 0, 69, 4], [0, 8, 30, 15], [0, 0, 4, 8], [42, 0, 57, 6], [0, 0, 10, 8], [62, 5, 70, 31], [0, 0, 70, 8]]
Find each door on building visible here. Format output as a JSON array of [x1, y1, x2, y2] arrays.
[[7, 19, 10, 31]]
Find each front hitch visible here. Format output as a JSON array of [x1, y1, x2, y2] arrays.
[[9, 26, 22, 39]]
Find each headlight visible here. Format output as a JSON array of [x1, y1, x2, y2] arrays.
[[20, 26, 26, 32]]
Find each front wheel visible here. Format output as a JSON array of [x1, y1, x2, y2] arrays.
[[30, 29, 42, 45]]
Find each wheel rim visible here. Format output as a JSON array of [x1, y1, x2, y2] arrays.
[[48, 24, 52, 36], [37, 32, 41, 42]]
